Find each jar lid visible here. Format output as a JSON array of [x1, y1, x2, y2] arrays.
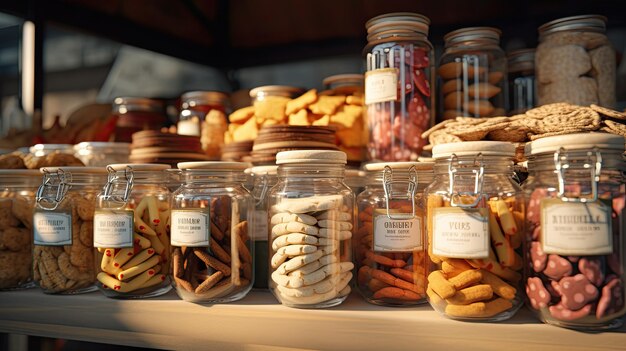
[[538, 15, 607, 38], [364, 161, 434, 171], [322, 74, 364, 88], [366, 12, 430, 38], [178, 161, 249, 171], [40, 166, 107, 174], [107, 163, 170, 172], [181, 91, 229, 106], [246, 165, 278, 175], [0, 169, 42, 177], [249, 86, 304, 99], [508, 48, 535, 72], [526, 133, 625, 155], [432, 141, 515, 158], [444, 27, 501, 46], [113, 97, 164, 113], [73, 142, 131, 150], [30, 144, 74, 153], [276, 150, 347, 165]]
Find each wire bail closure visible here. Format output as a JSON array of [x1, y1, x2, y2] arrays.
[[382, 165, 418, 219], [35, 169, 70, 211], [447, 153, 485, 208], [554, 147, 602, 203], [254, 174, 269, 207], [102, 165, 135, 205]]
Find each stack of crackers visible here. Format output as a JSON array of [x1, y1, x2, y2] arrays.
[[225, 88, 366, 162], [423, 103, 626, 153], [250, 125, 339, 165], [221, 140, 253, 162], [129, 130, 209, 166]]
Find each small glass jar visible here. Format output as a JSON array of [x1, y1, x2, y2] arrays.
[[425, 141, 524, 321], [113, 97, 167, 143], [536, 15, 615, 108], [33, 167, 107, 294], [74, 142, 131, 167], [248, 165, 278, 289], [268, 150, 354, 308], [0, 170, 41, 290], [356, 162, 433, 306], [508, 49, 536, 115], [523, 133, 625, 330], [364, 12, 434, 161], [171, 162, 253, 302], [94, 163, 171, 298], [438, 27, 507, 121], [178, 91, 230, 160]]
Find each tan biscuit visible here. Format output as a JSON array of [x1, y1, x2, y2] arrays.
[[446, 284, 493, 305], [270, 212, 318, 226], [194, 249, 231, 276], [195, 271, 224, 294]]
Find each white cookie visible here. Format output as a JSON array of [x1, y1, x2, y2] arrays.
[[270, 212, 317, 226], [315, 210, 351, 221], [272, 233, 336, 250], [271, 221, 319, 237], [317, 229, 352, 240], [276, 250, 325, 274], [317, 219, 353, 231], [271, 244, 318, 268], [276, 272, 353, 303], [274, 195, 343, 214], [288, 254, 338, 277], [289, 261, 355, 288]]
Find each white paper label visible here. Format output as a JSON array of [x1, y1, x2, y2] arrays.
[[541, 199, 613, 255], [177, 119, 200, 136], [94, 210, 134, 248], [252, 210, 268, 241], [432, 207, 489, 258], [373, 212, 422, 251], [33, 212, 72, 246], [365, 68, 398, 105], [171, 210, 210, 247]]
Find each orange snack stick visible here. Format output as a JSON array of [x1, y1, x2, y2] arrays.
[[357, 265, 371, 285], [493, 199, 517, 236], [479, 269, 516, 300], [445, 301, 487, 317], [390, 267, 425, 286], [367, 278, 390, 292], [365, 251, 406, 268], [370, 268, 420, 293], [373, 286, 422, 300], [210, 222, 225, 241], [427, 287, 445, 306], [488, 211, 514, 267], [442, 258, 473, 277], [427, 270, 456, 299], [195, 271, 224, 294], [479, 298, 513, 317], [446, 284, 493, 305], [448, 269, 482, 289], [468, 256, 521, 283]]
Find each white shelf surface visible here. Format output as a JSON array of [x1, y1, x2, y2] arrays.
[[0, 289, 624, 350]]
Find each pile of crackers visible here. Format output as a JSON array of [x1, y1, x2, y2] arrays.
[[225, 88, 366, 161], [423, 103, 626, 151]]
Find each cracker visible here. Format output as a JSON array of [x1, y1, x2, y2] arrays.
[[538, 106, 601, 133], [286, 89, 318, 116], [428, 130, 462, 145], [486, 123, 530, 142], [449, 122, 510, 141], [254, 96, 290, 122], [603, 120, 626, 137], [421, 119, 455, 139], [529, 128, 590, 140], [525, 103, 576, 119], [590, 104, 625, 121], [308, 96, 346, 115]]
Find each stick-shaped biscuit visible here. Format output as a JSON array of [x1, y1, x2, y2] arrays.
[[271, 221, 319, 237], [120, 248, 155, 270], [317, 220, 353, 230], [133, 233, 151, 249], [427, 270, 456, 299], [441, 258, 473, 277], [445, 301, 487, 317], [365, 251, 406, 268], [277, 272, 351, 305], [235, 233, 252, 263], [317, 229, 352, 239], [270, 212, 317, 226], [448, 269, 483, 290], [493, 199, 517, 236], [194, 249, 231, 276], [446, 284, 493, 305], [277, 271, 351, 297], [195, 271, 224, 294], [271, 245, 318, 268], [276, 250, 324, 274], [427, 287, 445, 305], [272, 233, 336, 250], [488, 212, 514, 267], [479, 269, 517, 300], [134, 198, 156, 236], [209, 238, 231, 264], [109, 248, 135, 272], [373, 286, 422, 300], [117, 255, 160, 281], [100, 248, 115, 271]]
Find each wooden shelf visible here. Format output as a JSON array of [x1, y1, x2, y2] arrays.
[[0, 289, 624, 350]]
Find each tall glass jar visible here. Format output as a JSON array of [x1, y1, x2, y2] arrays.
[[508, 49, 536, 115], [356, 162, 433, 306], [94, 163, 171, 298], [0, 170, 41, 290], [248, 165, 278, 289], [438, 27, 507, 121], [536, 15, 615, 108], [268, 150, 354, 308], [113, 97, 167, 143], [523, 133, 625, 330], [425, 141, 524, 321], [33, 167, 106, 294], [171, 162, 253, 302], [364, 12, 434, 162]]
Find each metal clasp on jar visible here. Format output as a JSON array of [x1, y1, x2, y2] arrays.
[[554, 147, 602, 203], [102, 165, 134, 206], [35, 168, 70, 210], [447, 153, 485, 208], [382, 165, 418, 219], [254, 174, 269, 207]]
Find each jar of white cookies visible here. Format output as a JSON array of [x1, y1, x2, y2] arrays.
[[171, 161, 253, 302], [536, 15, 615, 108], [356, 162, 433, 306], [508, 49, 536, 115], [425, 141, 524, 321], [248, 165, 278, 289], [268, 150, 354, 308], [34, 167, 107, 294], [438, 27, 507, 121], [523, 133, 625, 330], [94, 163, 171, 298], [0, 170, 41, 290], [364, 12, 434, 161]]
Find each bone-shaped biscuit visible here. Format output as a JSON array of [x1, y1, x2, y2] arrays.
[[277, 272, 352, 305], [271, 244, 318, 268], [271, 221, 319, 237], [270, 212, 317, 226], [276, 249, 325, 274], [272, 233, 336, 250], [290, 262, 354, 288], [273, 195, 343, 214], [277, 271, 349, 297]]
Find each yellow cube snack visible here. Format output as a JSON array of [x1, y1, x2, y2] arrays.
[[288, 109, 310, 126], [232, 115, 258, 142], [254, 96, 290, 122], [285, 89, 318, 116], [309, 95, 346, 115], [229, 106, 255, 123], [312, 115, 330, 126]]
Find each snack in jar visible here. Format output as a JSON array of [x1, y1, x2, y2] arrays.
[[0, 170, 41, 289], [33, 167, 107, 293], [171, 161, 253, 302], [523, 133, 625, 330], [364, 12, 434, 161], [536, 15, 615, 108], [425, 141, 524, 321], [94, 163, 171, 298], [268, 150, 354, 308], [355, 162, 433, 305], [178, 91, 230, 160], [438, 27, 507, 121]]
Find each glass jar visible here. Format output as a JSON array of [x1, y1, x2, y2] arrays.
[[523, 133, 625, 330], [171, 162, 253, 302], [30, 144, 74, 157], [345, 169, 366, 196], [323, 74, 364, 94], [364, 12, 434, 161], [165, 168, 182, 193], [0, 170, 41, 290], [74, 142, 131, 167], [268, 150, 354, 308], [248, 165, 278, 289], [536, 15, 615, 108], [33, 167, 107, 294], [508, 49, 536, 115], [425, 141, 524, 321], [94, 163, 171, 298], [438, 27, 507, 121], [178, 91, 230, 160], [113, 97, 167, 143], [356, 162, 433, 306]]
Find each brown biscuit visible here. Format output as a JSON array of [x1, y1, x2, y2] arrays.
[[195, 271, 224, 294], [591, 104, 626, 120], [194, 249, 231, 276]]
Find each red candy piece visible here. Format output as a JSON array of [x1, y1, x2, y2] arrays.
[[549, 302, 592, 321], [412, 69, 430, 97], [544, 255, 572, 280], [530, 241, 547, 272], [578, 258, 604, 287], [596, 277, 624, 319], [526, 277, 551, 310], [392, 116, 424, 150], [559, 274, 599, 311], [411, 48, 429, 68]]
